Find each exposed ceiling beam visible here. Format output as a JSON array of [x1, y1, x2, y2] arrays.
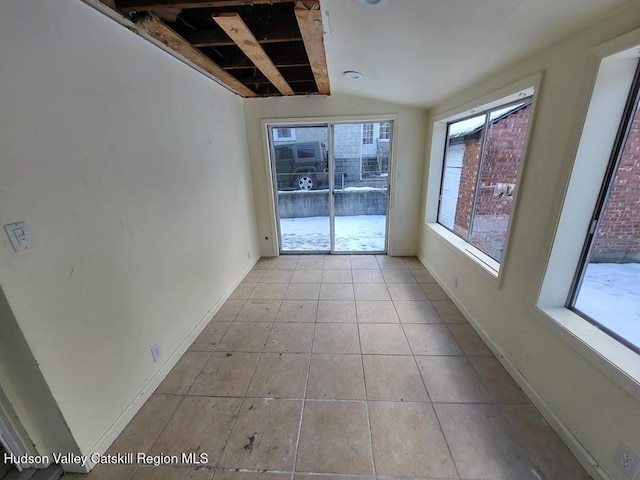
[[116, 0, 292, 13], [294, 1, 329, 95], [136, 15, 256, 97], [189, 25, 303, 47], [213, 12, 295, 96]]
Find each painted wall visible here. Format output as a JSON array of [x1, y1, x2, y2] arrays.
[[419, 3, 640, 479], [0, 0, 259, 468], [243, 94, 428, 256]]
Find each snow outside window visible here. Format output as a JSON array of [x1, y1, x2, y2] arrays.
[[569, 62, 640, 354]]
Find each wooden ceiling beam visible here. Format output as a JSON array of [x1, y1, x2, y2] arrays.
[[189, 27, 302, 47], [213, 12, 295, 96], [117, 0, 292, 13], [294, 0, 330, 95], [136, 15, 256, 97]]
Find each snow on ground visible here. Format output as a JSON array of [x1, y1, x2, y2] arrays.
[[280, 215, 386, 252], [575, 262, 640, 349]]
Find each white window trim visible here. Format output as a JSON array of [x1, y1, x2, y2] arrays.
[[535, 29, 640, 397], [424, 74, 540, 283]]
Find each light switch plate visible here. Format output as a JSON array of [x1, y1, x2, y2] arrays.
[[4, 221, 36, 252]]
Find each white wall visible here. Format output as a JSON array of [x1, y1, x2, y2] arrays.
[[0, 0, 259, 469], [243, 94, 428, 256], [419, 3, 640, 479]]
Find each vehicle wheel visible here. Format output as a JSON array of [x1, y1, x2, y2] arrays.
[[295, 174, 315, 190]]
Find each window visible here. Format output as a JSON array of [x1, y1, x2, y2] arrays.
[[569, 61, 640, 353], [379, 121, 391, 140], [362, 124, 374, 145], [273, 127, 295, 142], [437, 98, 533, 262]]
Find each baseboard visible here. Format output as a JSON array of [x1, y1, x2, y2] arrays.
[[73, 259, 257, 473], [416, 254, 611, 480]]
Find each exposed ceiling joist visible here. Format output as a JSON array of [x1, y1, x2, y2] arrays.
[[213, 12, 295, 96], [189, 24, 302, 47], [116, 0, 292, 13], [294, 0, 329, 95], [136, 15, 257, 97]]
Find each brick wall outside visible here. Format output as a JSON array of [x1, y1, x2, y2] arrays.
[[592, 104, 640, 262], [453, 134, 481, 238]]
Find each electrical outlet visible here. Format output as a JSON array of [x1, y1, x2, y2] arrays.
[[151, 343, 161, 363], [616, 443, 640, 479]]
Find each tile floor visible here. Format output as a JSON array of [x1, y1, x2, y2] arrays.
[[64, 255, 590, 480]]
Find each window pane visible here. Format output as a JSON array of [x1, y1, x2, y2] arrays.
[[469, 101, 531, 261], [573, 99, 640, 351], [438, 113, 486, 238]]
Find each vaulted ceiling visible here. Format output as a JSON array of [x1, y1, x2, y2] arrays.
[[96, 0, 632, 107]]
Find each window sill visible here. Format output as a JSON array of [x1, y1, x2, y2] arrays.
[[534, 306, 640, 400], [425, 223, 500, 279]]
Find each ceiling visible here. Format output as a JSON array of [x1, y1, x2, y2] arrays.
[[101, 0, 631, 107]]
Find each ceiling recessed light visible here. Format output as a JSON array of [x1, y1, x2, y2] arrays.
[[344, 71, 364, 80]]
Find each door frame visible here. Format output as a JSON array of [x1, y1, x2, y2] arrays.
[[262, 114, 398, 255]]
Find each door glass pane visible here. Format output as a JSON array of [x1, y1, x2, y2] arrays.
[[333, 122, 390, 252], [271, 126, 330, 252]]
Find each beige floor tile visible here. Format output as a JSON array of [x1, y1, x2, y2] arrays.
[[393, 301, 441, 324], [316, 300, 357, 323], [294, 476, 373, 480], [313, 323, 361, 353], [296, 257, 326, 270], [260, 269, 294, 283], [253, 258, 275, 269], [290, 269, 323, 283], [403, 324, 463, 355], [150, 396, 241, 466], [230, 283, 257, 300], [386, 283, 428, 301], [247, 353, 309, 398], [412, 269, 437, 283], [324, 256, 351, 269], [236, 300, 281, 322], [249, 283, 288, 300], [402, 257, 425, 269], [319, 283, 355, 300], [189, 321, 232, 352], [351, 269, 385, 283], [219, 399, 302, 471], [275, 300, 318, 322], [189, 352, 260, 396], [435, 403, 539, 480], [107, 394, 182, 456], [362, 355, 428, 401], [307, 354, 366, 400], [242, 269, 266, 283], [155, 352, 210, 395], [216, 322, 272, 352], [296, 401, 373, 474], [264, 323, 315, 353], [431, 300, 468, 323], [471, 356, 529, 404], [421, 283, 450, 301], [270, 257, 299, 269], [356, 301, 399, 323], [212, 300, 245, 322], [132, 466, 212, 480], [369, 402, 457, 478], [500, 405, 590, 479], [447, 323, 493, 356], [381, 269, 417, 283], [416, 356, 490, 403], [216, 472, 290, 480], [353, 283, 390, 301], [376, 256, 407, 269], [62, 464, 138, 480], [350, 258, 380, 270], [322, 269, 353, 283], [358, 324, 411, 355], [284, 282, 320, 300]]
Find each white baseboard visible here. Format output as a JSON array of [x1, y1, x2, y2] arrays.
[[70, 260, 257, 473], [416, 254, 610, 480]]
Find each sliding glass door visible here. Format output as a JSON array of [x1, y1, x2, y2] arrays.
[[268, 120, 392, 254]]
